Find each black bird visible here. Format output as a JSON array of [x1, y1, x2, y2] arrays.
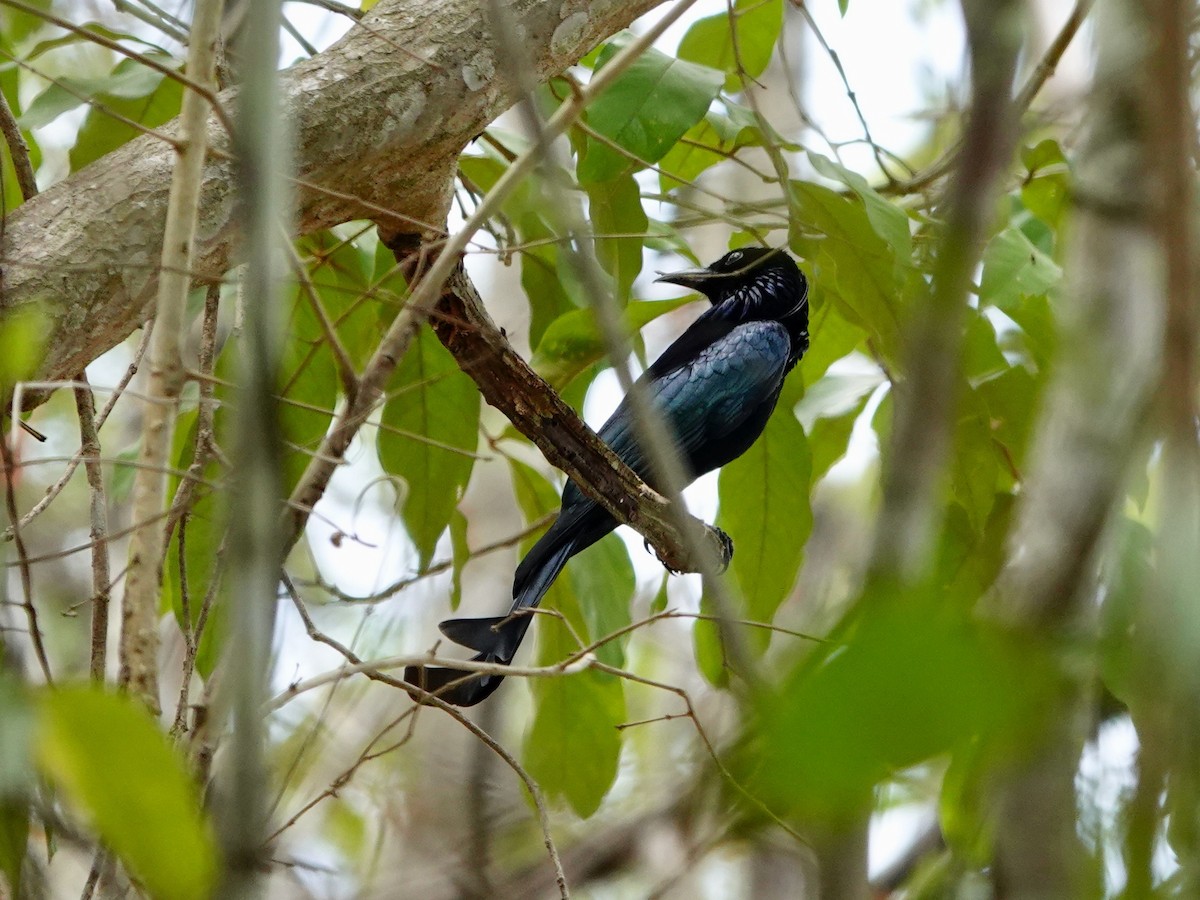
[[405, 247, 809, 706]]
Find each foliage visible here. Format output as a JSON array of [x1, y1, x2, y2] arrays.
[[0, 0, 1188, 897]]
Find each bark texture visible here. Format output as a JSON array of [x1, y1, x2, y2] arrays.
[[0, 0, 663, 404]]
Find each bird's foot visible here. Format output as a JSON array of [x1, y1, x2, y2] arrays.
[[711, 526, 734, 573], [645, 525, 734, 575]]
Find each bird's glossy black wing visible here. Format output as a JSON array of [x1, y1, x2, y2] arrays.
[[596, 320, 792, 482]]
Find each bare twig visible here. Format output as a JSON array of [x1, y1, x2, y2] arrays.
[[794, 0, 896, 182], [0, 429, 52, 682], [0, 88, 36, 201], [120, 0, 224, 714], [73, 374, 111, 682], [1, 324, 152, 542], [884, 0, 1094, 197]]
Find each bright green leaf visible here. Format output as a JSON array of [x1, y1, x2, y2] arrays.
[[69, 61, 183, 170], [693, 593, 730, 687], [791, 181, 905, 364], [36, 687, 217, 900], [380, 325, 480, 570], [979, 226, 1062, 312], [586, 173, 647, 305], [677, 0, 783, 92], [520, 471, 625, 818], [578, 33, 724, 184], [568, 533, 635, 667], [717, 404, 812, 638], [808, 152, 912, 264], [531, 296, 692, 390]]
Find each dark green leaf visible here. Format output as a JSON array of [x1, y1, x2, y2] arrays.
[[578, 33, 724, 183], [380, 325, 480, 569], [0, 800, 27, 899], [737, 588, 1057, 821], [36, 687, 217, 900]]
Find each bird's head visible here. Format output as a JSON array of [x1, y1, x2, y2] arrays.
[[655, 246, 808, 325]]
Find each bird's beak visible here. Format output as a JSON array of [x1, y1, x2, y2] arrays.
[[654, 267, 718, 290]]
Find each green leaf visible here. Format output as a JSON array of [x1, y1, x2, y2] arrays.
[[0, 306, 48, 384], [69, 60, 183, 170], [531, 296, 692, 390], [798, 297, 867, 384], [299, 229, 386, 370], [949, 394, 1000, 531], [379, 325, 480, 569], [522, 504, 625, 818], [1004, 293, 1057, 370], [677, 0, 783, 92], [805, 395, 868, 483], [737, 588, 1056, 821], [568, 533, 635, 667], [20, 56, 172, 128], [790, 181, 905, 364], [0, 800, 27, 899], [979, 226, 1062, 312], [808, 152, 913, 265], [977, 366, 1040, 477], [586, 173, 647, 305], [717, 403, 812, 638], [578, 33, 724, 184], [36, 687, 217, 900], [279, 295, 338, 493], [693, 593, 730, 687], [449, 508, 469, 612], [524, 641, 625, 818]]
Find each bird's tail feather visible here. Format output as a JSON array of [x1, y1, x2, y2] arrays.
[[403, 654, 505, 707], [405, 526, 581, 706]]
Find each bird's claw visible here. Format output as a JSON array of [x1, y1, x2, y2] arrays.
[[646, 527, 734, 575], [711, 526, 734, 573]]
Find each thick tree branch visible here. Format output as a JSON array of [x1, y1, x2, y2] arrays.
[[0, 0, 665, 408]]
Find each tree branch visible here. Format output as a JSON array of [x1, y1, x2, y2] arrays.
[[0, 0, 667, 410]]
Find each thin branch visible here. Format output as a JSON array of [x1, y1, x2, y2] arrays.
[[0, 88, 37, 201], [73, 374, 111, 682], [884, 0, 1094, 196], [0, 429, 52, 682], [120, 0, 224, 714], [274, 573, 570, 897], [0, 328, 150, 549], [794, 0, 896, 183]]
